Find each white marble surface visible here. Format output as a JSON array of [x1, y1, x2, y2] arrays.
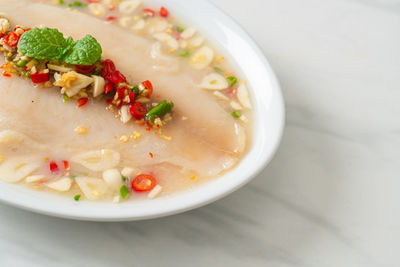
[[0, 0, 399, 266]]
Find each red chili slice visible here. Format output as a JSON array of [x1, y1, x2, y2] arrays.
[[105, 82, 114, 94], [77, 97, 88, 108], [30, 73, 50, 84], [141, 80, 153, 97], [129, 102, 147, 120], [107, 70, 126, 85], [143, 8, 155, 17], [4, 32, 20, 47], [49, 161, 59, 172], [131, 174, 156, 192], [75, 64, 96, 74], [159, 6, 169, 17]]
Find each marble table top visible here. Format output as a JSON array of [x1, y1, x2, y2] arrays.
[[0, 0, 398, 266]]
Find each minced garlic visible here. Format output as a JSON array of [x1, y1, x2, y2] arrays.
[[120, 135, 129, 143], [130, 131, 142, 140], [54, 71, 78, 89]]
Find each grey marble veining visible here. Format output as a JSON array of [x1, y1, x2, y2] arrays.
[[0, 0, 399, 266]]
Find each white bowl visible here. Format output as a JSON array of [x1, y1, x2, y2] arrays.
[[0, 0, 284, 221]]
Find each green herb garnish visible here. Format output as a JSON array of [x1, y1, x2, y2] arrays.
[[63, 94, 70, 102], [131, 85, 139, 94], [122, 175, 127, 182], [179, 50, 190, 57], [232, 111, 240, 119], [18, 28, 102, 65], [145, 100, 174, 124], [120, 185, 129, 199], [25, 71, 30, 79], [226, 76, 238, 87], [15, 60, 27, 67], [59, 0, 65, 5], [176, 26, 184, 32], [74, 194, 81, 201], [213, 66, 224, 73], [68, 1, 86, 8], [63, 35, 102, 65]]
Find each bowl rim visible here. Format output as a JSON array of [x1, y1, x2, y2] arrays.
[[0, 0, 285, 221]]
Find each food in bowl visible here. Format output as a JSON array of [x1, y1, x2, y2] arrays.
[[0, 0, 252, 203]]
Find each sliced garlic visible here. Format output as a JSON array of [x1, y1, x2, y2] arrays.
[[237, 83, 252, 109], [148, 18, 169, 33], [119, 0, 141, 14], [71, 149, 120, 171], [188, 36, 204, 47], [47, 64, 72, 73], [25, 175, 45, 183], [200, 73, 228, 90], [88, 3, 106, 17], [91, 75, 105, 97], [0, 130, 47, 150], [0, 158, 40, 183], [121, 167, 139, 177], [132, 19, 146, 30], [45, 177, 72, 192], [148, 185, 163, 199], [181, 27, 196, 39], [150, 42, 180, 73], [102, 169, 122, 191], [190, 46, 214, 69], [120, 105, 132, 124], [230, 100, 243, 110], [213, 91, 229, 101], [75, 176, 108, 200], [59, 72, 94, 97], [153, 32, 179, 50]]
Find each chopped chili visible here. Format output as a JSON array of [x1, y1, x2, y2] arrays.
[[62, 160, 70, 170], [108, 70, 126, 85], [159, 6, 169, 17], [30, 72, 50, 84], [49, 161, 59, 172], [131, 174, 156, 192], [106, 16, 117, 21], [77, 97, 88, 107], [141, 80, 153, 97], [143, 8, 155, 17], [4, 32, 19, 47], [104, 82, 114, 94], [129, 102, 147, 120]]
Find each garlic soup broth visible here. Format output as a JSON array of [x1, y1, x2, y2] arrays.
[[0, 0, 253, 203]]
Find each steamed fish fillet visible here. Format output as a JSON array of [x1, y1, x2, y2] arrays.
[[0, 0, 246, 177]]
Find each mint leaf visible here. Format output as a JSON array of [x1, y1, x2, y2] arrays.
[[18, 28, 70, 60], [64, 35, 102, 65], [120, 185, 129, 199]]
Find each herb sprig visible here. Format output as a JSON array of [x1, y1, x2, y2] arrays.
[[17, 28, 102, 65]]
